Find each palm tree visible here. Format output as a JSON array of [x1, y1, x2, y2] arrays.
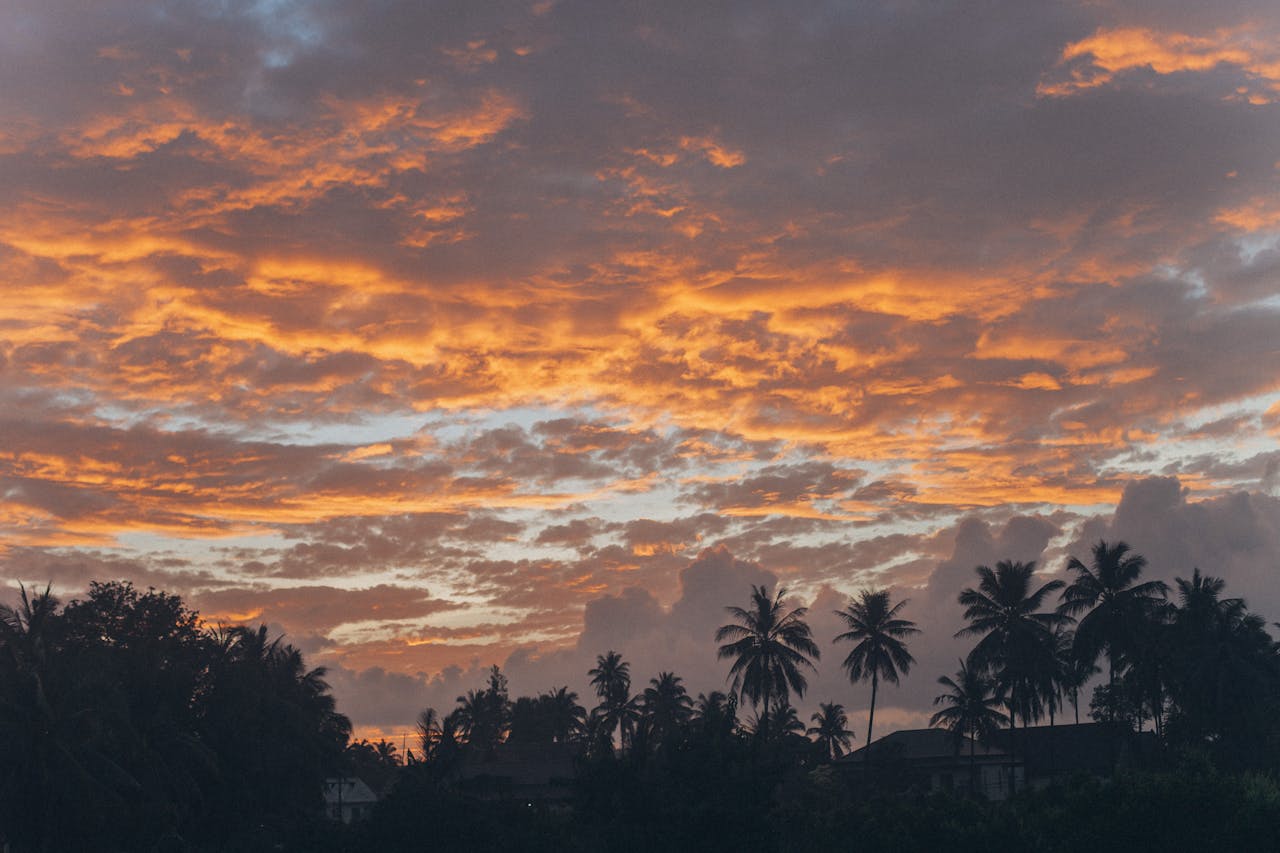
[[589, 651, 631, 703], [930, 657, 1008, 793], [692, 690, 738, 745], [1058, 540, 1168, 716], [957, 560, 1067, 791], [957, 560, 1067, 723], [588, 651, 638, 751], [454, 681, 507, 753], [716, 585, 819, 731], [641, 671, 693, 746], [833, 589, 919, 751], [543, 686, 587, 743], [416, 707, 440, 758], [1169, 569, 1273, 744], [1055, 630, 1099, 724], [807, 702, 854, 761]]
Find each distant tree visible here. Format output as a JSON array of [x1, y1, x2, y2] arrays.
[[768, 701, 806, 738], [588, 651, 639, 752], [833, 589, 919, 751], [692, 690, 739, 746], [807, 702, 854, 761], [716, 585, 820, 738], [641, 671, 693, 747], [544, 686, 588, 744], [417, 707, 441, 757], [454, 667, 510, 753], [345, 738, 400, 795], [930, 656, 1008, 793]]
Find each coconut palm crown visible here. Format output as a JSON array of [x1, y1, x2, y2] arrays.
[[716, 585, 820, 715], [833, 589, 919, 750], [1058, 540, 1168, 684]]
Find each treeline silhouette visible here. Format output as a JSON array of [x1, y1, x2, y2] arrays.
[[3, 540, 1279, 852], [0, 582, 349, 852]]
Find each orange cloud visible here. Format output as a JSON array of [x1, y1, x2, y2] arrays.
[[1041, 26, 1280, 101]]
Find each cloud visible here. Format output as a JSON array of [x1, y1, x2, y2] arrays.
[[3, 0, 1279, 737]]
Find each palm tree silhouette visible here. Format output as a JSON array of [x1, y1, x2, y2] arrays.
[[1055, 629, 1099, 724], [957, 560, 1066, 791], [641, 671, 693, 746], [1059, 541, 1167, 721], [692, 690, 739, 745], [588, 651, 638, 752], [716, 585, 820, 737], [834, 589, 919, 752], [930, 656, 1008, 793], [544, 686, 587, 743], [454, 683, 507, 753], [807, 702, 854, 761], [416, 707, 441, 758], [1170, 569, 1272, 742]]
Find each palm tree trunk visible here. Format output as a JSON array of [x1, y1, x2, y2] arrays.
[[761, 683, 771, 742], [866, 672, 879, 754], [1007, 695, 1017, 796], [1106, 655, 1118, 773], [1107, 654, 1116, 722], [969, 729, 977, 795], [1049, 704, 1056, 779]]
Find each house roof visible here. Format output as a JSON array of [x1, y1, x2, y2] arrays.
[[323, 777, 378, 805], [993, 722, 1155, 776], [842, 728, 1008, 763], [458, 741, 580, 786]]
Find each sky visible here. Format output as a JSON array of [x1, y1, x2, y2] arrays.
[[2, 0, 1280, 740]]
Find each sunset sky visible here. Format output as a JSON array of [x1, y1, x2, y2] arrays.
[[3, 0, 1280, 738]]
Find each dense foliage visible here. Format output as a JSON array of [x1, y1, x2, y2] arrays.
[[0, 581, 350, 852]]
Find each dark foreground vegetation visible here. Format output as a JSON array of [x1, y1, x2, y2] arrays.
[[2, 540, 1279, 851]]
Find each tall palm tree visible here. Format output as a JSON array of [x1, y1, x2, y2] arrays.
[[588, 651, 638, 751], [588, 651, 631, 703], [1058, 540, 1168, 715], [957, 560, 1067, 791], [807, 702, 854, 761], [834, 589, 919, 751], [957, 560, 1067, 724], [716, 585, 820, 735], [930, 657, 1008, 793]]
